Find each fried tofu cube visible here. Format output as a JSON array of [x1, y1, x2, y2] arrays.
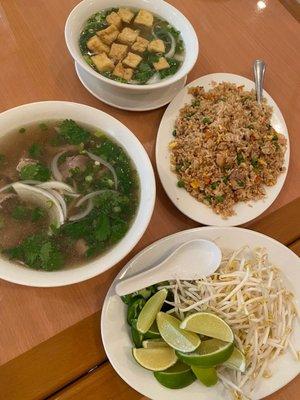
[[87, 35, 110, 54], [122, 52, 142, 69], [118, 8, 135, 23], [123, 68, 134, 81], [91, 53, 114, 72], [131, 36, 149, 53], [113, 62, 133, 81], [118, 27, 139, 46], [97, 25, 119, 45], [109, 43, 128, 62], [134, 9, 154, 27], [153, 57, 170, 71], [106, 11, 122, 29], [148, 39, 165, 53]]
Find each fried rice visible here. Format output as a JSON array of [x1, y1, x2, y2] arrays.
[[169, 82, 287, 218]]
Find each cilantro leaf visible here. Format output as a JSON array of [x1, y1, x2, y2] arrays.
[[28, 143, 42, 158], [19, 163, 51, 181], [4, 234, 64, 271], [58, 119, 91, 145]]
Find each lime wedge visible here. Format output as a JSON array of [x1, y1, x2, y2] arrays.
[[180, 312, 234, 343], [191, 366, 218, 387], [154, 361, 196, 389], [176, 338, 234, 367], [144, 320, 161, 339], [132, 347, 177, 371], [223, 347, 246, 372], [137, 289, 168, 334], [156, 312, 201, 353], [142, 339, 169, 348]]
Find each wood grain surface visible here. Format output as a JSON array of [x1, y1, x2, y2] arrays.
[[0, 0, 300, 367], [1, 198, 299, 400]]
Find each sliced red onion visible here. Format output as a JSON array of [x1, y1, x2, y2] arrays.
[[86, 151, 118, 190], [51, 151, 67, 181], [68, 199, 94, 221]]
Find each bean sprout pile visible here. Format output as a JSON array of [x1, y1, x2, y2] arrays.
[[159, 247, 299, 399]]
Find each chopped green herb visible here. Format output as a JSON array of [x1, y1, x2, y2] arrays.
[[11, 205, 29, 220], [85, 175, 93, 183], [210, 181, 219, 190], [251, 157, 259, 169], [192, 99, 200, 107], [202, 117, 212, 124], [177, 180, 185, 188], [215, 195, 224, 203], [237, 180, 245, 187], [204, 195, 212, 204], [4, 233, 64, 271], [19, 127, 26, 134], [222, 176, 229, 184], [39, 123, 48, 131], [272, 134, 278, 141], [31, 207, 45, 222], [172, 129, 177, 137], [237, 152, 245, 165], [19, 163, 51, 182], [28, 143, 42, 158], [133, 61, 155, 84], [58, 119, 90, 145]]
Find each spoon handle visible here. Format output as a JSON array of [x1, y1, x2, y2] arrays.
[[115, 265, 162, 296], [253, 59, 266, 104]]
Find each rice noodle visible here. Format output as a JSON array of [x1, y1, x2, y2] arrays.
[[86, 152, 118, 190], [159, 247, 298, 399]]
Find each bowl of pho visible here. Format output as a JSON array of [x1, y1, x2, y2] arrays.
[[0, 101, 155, 287], [65, 0, 199, 92]]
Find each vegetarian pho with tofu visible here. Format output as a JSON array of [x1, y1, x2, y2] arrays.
[[0, 121, 139, 271], [79, 7, 185, 84]]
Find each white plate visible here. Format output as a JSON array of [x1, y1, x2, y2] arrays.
[[101, 227, 300, 400], [155, 73, 290, 226], [75, 62, 187, 112]]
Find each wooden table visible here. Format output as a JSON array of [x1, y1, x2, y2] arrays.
[[0, 0, 299, 399]]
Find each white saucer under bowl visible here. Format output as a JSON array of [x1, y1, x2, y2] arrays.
[[75, 62, 187, 112]]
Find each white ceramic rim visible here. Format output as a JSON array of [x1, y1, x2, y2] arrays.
[[65, 0, 199, 91], [75, 61, 188, 111], [101, 226, 300, 400], [0, 101, 156, 287], [156, 73, 290, 227]]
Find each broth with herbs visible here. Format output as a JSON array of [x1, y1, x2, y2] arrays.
[[0, 120, 139, 270], [79, 7, 185, 84]]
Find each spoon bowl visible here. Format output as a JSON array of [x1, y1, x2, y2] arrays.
[[115, 239, 222, 296]]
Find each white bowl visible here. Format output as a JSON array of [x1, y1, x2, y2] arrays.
[[65, 0, 199, 93], [0, 101, 156, 287]]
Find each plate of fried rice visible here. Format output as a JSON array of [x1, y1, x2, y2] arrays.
[[156, 73, 290, 226]]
